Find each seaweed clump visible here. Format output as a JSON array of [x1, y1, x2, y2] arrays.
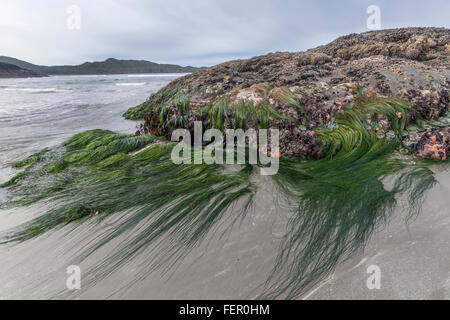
[[1, 96, 446, 299]]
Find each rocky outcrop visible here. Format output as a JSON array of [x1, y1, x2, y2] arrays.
[[129, 27, 450, 159]]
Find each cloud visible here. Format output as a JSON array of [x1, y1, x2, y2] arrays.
[[0, 0, 449, 67]]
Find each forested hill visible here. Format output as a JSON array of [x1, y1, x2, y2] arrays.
[[0, 62, 46, 78], [0, 56, 201, 75]]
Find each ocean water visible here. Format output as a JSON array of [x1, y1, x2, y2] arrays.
[[0, 74, 185, 183], [1, 75, 450, 300]]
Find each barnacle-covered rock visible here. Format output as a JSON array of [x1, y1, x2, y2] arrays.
[[126, 28, 450, 159], [415, 129, 450, 160]]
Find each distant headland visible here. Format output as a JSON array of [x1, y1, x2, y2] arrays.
[[0, 56, 202, 77], [0, 61, 46, 78]]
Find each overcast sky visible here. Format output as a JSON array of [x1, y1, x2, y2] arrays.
[[1, 0, 449, 67]]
